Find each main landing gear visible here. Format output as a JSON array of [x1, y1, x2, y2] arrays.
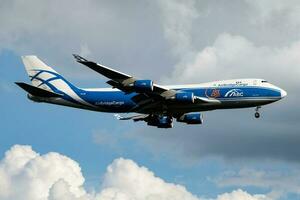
[[255, 106, 261, 118]]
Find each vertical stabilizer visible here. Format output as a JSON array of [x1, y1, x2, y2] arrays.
[[21, 56, 78, 93]]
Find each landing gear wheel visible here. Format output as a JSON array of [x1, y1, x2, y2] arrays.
[[255, 112, 260, 118], [254, 106, 261, 119]]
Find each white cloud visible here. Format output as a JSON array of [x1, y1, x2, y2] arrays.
[[0, 145, 86, 200], [164, 33, 300, 93], [101, 158, 200, 200], [214, 168, 300, 199], [216, 189, 267, 200], [0, 145, 268, 200], [48, 180, 87, 200]]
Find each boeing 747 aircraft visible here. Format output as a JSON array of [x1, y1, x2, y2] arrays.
[[16, 55, 287, 128]]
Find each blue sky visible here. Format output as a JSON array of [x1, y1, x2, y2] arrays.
[[1, 1, 300, 200]]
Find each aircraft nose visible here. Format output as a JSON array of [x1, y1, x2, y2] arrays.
[[280, 89, 287, 98]]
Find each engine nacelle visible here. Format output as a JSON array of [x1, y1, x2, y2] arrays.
[[134, 80, 154, 92], [177, 113, 203, 124], [175, 92, 194, 103], [147, 115, 173, 128]]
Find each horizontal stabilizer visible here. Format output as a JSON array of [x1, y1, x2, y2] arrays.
[[15, 82, 62, 98]]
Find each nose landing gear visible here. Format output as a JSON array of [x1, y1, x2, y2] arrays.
[[255, 106, 261, 118]]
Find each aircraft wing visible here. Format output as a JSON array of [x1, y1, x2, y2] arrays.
[[73, 54, 220, 104], [73, 54, 175, 98]]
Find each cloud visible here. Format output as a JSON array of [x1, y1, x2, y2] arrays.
[[216, 189, 267, 200], [0, 145, 269, 200], [0, 145, 86, 200], [213, 168, 300, 199], [101, 158, 200, 200], [0, 0, 172, 80], [245, 0, 300, 27], [157, 0, 198, 56], [165, 33, 300, 89], [156, 1, 300, 91], [0, 145, 198, 200]]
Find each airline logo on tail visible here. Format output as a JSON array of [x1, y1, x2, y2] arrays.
[[29, 69, 63, 92], [21, 56, 96, 108]]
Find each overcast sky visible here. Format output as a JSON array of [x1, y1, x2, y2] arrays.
[[0, 0, 300, 200]]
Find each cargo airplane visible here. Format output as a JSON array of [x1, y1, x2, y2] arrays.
[[16, 55, 287, 128]]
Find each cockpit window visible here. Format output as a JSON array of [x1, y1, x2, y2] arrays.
[[261, 80, 268, 83]]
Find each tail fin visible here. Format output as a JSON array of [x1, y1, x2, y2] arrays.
[[21, 55, 78, 93]]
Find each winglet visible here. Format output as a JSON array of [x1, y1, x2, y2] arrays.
[[73, 54, 88, 63]]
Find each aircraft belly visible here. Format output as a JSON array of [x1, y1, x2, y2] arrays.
[[38, 90, 280, 114], [217, 99, 276, 109], [166, 98, 277, 113]]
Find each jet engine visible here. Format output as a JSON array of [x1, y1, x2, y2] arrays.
[[134, 80, 154, 92], [175, 92, 194, 103], [147, 115, 173, 128], [177, 113, 203, 124]]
